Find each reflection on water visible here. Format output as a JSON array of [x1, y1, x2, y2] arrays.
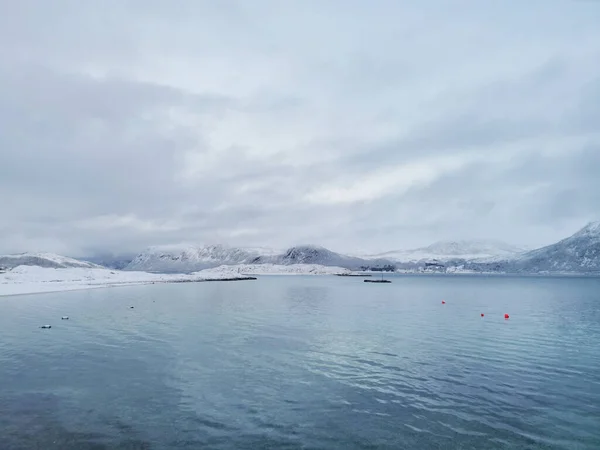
[[1, 275, 600, 449]]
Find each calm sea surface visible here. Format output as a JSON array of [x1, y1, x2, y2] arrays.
[[1, 274, 599, 449]]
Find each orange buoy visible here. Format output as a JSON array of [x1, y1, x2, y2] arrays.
[[504, 313, 510, 319], [481, 313, 484, 317], [442, 300, 446, 304]]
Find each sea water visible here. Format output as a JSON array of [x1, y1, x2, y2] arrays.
[[1, 274, 599, 449]]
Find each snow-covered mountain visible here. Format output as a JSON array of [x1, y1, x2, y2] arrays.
[[509, 221, 600, 273], [364, 240, 526, 262], [256, 245, 384, 269], [235, 245, 395, 271], [83, 252, 136, 270], [125, 245, 266, 273], [124, 240, 542, 274], [438, 222, 600, 274], [0, 253, 100, 270], [125, 244, 395, 273], [8, 221, 598, 276]]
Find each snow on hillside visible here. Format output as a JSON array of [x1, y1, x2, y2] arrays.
[[572, 221, 600, 237], [7, 221, 599, 280], [0, 265, 253, 297], [259, 245, 395, 270], [507, 221, 600, 273], [126, 244, 394, 273], [125, 244, 264, 273], [198, 263, 351, 276], [123, 240, 531, 274], [0, 253, 100, 269], [83, 253, 136, 270], [363, 240, 526, 262], [263, 245, 371, 268]]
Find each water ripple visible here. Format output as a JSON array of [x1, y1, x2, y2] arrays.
[[1, 276, 599, 449]]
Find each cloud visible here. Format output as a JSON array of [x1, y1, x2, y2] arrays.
[[0, 0, 599, 256]]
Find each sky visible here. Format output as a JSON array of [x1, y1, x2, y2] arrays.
[[1, 0, 599, 257]]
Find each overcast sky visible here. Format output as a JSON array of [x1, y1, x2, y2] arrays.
[[1, 0, 599, 257]]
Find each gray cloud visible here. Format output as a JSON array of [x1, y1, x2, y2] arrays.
[[1, 0, 599, 257]]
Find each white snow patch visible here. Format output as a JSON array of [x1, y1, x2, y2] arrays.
[[0, 265, 251, 297], [0, 252, 100, 269], [125, 244, 269, 272], [359, 240, 527, 262]]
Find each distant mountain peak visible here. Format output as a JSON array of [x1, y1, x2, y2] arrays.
[[125, 244, 265, 273], [0, 252, 100, 269], [576, 221, 600, 236], [420, 239, 524, 255], [363, 239, 525, 262], [285, 244, 329, 252], [504, 221, 600, 273], [124, 243, 395, 273]]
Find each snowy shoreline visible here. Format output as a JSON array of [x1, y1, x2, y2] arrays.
[[0, 266, 257, 297], [0, 263, 350, 297], [198, 263, 351, 276]]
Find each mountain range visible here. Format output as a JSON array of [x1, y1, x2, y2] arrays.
[[119, 222, 600, 273], [1, 222, 599, 275], [0, 253, 100, 270], [490, 221, 600, 274], [360, 240, 527, 262], [118, 221, 600, 274], [125, 245, 265, 273]]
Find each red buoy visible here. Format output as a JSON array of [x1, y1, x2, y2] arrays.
[[481, 313, 484, 317], [442, 301, 446, 304], [504, 313, 510, 319]]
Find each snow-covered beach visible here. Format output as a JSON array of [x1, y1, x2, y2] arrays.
[[0, 266, 255, 297], [0, 263, 350, 297]]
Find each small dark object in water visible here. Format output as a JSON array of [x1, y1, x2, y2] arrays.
[[364, 279, 391, 283], [61, 316, 69, 320], [40, 325, 52, 329], [130, 306, 134, 309]]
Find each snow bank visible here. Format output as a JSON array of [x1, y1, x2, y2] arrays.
[[0, 265, 251, 297], [0, 252, 100, 269], [196, 263, 351, 276], [0, 263, 350, 297]]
